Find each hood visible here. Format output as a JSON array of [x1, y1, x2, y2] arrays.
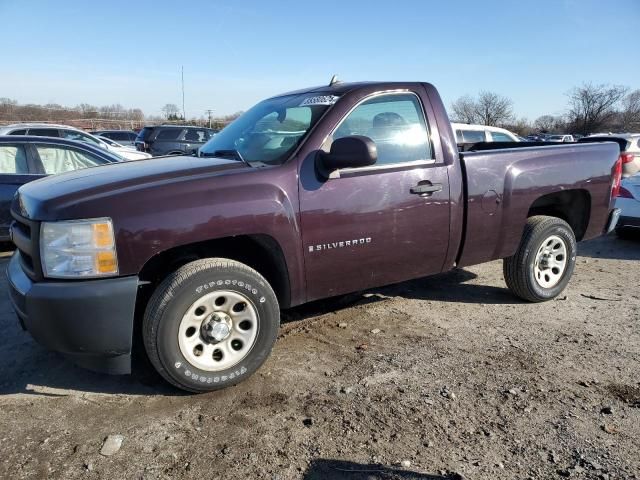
[[15, 155, 250, 220]]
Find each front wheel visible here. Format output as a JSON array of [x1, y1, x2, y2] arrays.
[[143, 258, 280, 392], [503, 216, 577, 302]]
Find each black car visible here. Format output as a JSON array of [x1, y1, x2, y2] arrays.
[[0, 136, 122, 241], [91, 130, 138, 147], [135, 125, 216, 156]]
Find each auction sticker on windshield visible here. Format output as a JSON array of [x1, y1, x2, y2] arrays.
[[300, 95, 340, 106]]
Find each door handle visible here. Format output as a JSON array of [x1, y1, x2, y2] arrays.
[[410, 182, 442, 196]]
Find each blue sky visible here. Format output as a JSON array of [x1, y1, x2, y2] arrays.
[[1, 0, 638, 120]]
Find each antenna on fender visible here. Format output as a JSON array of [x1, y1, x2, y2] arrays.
[[329, 74, 340, 86]]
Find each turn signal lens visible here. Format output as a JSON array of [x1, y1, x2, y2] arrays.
[[93, 222, 114, 248]]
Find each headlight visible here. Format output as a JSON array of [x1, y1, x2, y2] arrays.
[[40, 218, 118, 278]]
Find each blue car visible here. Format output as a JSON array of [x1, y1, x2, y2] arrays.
[[0, 135, 122, 241]]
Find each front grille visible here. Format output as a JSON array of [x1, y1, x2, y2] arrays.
[[10, 211, 43, 281]]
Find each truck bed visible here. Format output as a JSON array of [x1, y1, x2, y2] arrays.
[[457, 142, 620, 267]]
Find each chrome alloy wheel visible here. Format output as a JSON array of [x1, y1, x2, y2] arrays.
[[533, 235, 568, 288], [178, 290, 258, 371]]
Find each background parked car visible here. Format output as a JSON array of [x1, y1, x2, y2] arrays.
[[451, 123, 520, 143], [90, 130, 138, 147], [134, 125, 216, 156], [96, 135, 152, 161], [0, 136, 121, 241], [547, 134, 575, 143], [614, 175, 640, 239], [0, 123, 141, 160], [526, 134, 546, 141], [578, 133, 640, 177]]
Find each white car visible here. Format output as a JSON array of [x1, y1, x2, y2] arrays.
[[96, 136, 152, 161], [579, 133, 640, 177], [547, 134, 575, 143], [0, 123, 151, 161], [452, 123, 520, 143], [614, 175, 640, 238]]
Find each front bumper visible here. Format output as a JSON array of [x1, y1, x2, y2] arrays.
[[7, 252, 138, 374]]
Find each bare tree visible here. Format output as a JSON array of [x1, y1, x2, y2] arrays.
[[619, 89, 640, 132], [566, 83, 628, 135], [0, 97, 18, 119], [78, 103, 98, 117], [161, 103, 180, 119], [450, 95, 478, 124], [502, 117, 532, 136], [474, 91, 514, 126], [131, 108, 145, 121], [533, 115, 556, 132], [451, 92, 514, 126]]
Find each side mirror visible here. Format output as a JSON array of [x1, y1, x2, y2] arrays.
[[321, 136, 377, 171]]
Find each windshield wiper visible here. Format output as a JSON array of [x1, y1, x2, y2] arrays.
[[200, 149, 251, 167]]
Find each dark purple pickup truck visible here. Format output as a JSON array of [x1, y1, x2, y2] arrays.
[[7, 81, 623, 392]]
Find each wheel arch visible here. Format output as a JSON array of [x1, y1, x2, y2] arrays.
[[527, 189, 591, 241], [138, 234, 291, 309]]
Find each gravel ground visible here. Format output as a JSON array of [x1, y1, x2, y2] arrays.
[[0, 234, 638, 480]]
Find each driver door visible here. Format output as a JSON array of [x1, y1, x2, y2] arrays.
[[299, 91, 451, 302]]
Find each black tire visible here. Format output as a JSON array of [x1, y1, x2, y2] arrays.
[[503, 216, 577, 302], [143, 258, 279, 393]]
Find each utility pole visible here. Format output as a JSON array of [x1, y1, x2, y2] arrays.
[[205, 109, 214, 129], [181, 66, 186, 122]]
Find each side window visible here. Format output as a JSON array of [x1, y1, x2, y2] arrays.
[[10, 129, 27, 135], [61, 130, 101, 145], [0, 145, 29, 174], [35, 145, 102, 174], [333, 93, 432, 166], [490, 131, 514, 142], [455, 130, 463, 143], [184, 129, 207, 142], [28, 128, 60, 137], [155, 129, 182, 141], [460, 130, 486, 143]]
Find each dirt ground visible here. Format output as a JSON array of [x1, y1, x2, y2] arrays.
[[0, 234, 638, 480]]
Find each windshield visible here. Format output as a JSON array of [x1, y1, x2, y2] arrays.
[[198, 93, 336, 165]]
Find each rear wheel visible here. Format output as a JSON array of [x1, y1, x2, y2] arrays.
[[143, 258, 279, 392], [503, 216, 577, 302]]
